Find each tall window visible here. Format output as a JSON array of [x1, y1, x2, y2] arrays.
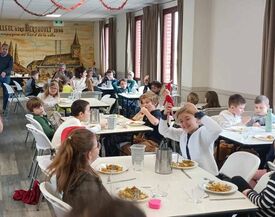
[[134, 16, 142, 79], [104, 24, 109, 72], [162, 7, 178, 84]]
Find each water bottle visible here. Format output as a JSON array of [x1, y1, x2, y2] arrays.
[[265, 108, 272, 132]]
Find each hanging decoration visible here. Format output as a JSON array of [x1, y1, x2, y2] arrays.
[[99, 0, 128, 11], [50, 0, 86, 12], [13, 0, 59, 17]]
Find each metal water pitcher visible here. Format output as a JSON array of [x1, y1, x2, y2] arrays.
[[155, 139, 172, 174]]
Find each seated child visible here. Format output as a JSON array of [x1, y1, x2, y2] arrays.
[[25, 70, 42, 96], [159, 102, 222, 175], [51, 99, 100, 149], [247, 95, 275, 126], [61, 77, 73, 93], [121, 91, 163, 154], [217, 94, 250, 128], [187, 92, 199, 105], [113, 79, 136, 116], [26, 97, 55, 140]]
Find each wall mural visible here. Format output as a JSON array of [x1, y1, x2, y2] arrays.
[[0, 19, 94, 81]]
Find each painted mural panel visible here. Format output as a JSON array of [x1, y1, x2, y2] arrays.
[[0, 19, 94, 81]]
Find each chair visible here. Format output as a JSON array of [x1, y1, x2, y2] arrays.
[[25, 114, 44, 132], [13, 80, 24, 96], [60, 93, 71, 98], [100, 97, 116, 114], [267, 161, 275, 171], [82, 91, 103, 99], [219, 151, 260, 182], [203, 107, 227, 116], [3, 83, 28, 115], [101, 94, 111, 100], [26, 124, 54, 188], [254, 171, 274, 193], [39, 182, 72, 217], [24, 114, 33, 145], [138, 86, 145, 94]]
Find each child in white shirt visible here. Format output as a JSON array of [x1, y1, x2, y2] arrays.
[[217, 94, 250, 128], [159, 102, 222, 175]]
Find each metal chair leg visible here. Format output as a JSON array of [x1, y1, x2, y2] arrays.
[[28, 149, 37, 178], [24, 131, 30, 145]]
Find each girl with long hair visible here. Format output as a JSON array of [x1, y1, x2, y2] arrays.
[[48, 128, 110, 209]]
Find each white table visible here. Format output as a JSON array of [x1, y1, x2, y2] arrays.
[[218, 127, 275, 168], [92, 155, 257, 217], [58, 98, 109, 116], [97, 86, 114, 91]]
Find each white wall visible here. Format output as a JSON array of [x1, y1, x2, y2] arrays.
[[208, 0, 265, 95]]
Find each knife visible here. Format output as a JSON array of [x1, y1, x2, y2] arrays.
[[107, 177, 136, 184], [209, 197, 245, 201], [181, 169, 192, 179]]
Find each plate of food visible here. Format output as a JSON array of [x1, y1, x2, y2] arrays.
[[96, 163, 127, 174], [117, 186, 150, 202], [201, 181, 238, 195], [226, 126, 246, 132], [127, 121, 145, 127], [254, 135, 275, 141], [171, 159, 198, 169]]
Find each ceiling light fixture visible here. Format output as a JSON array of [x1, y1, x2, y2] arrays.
[[46, 14, 62, 17], [99, 0, 128, 11]]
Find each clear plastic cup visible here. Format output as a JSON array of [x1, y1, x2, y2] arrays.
[[130, 144, 146, 171], [107, 115, 117, 129]]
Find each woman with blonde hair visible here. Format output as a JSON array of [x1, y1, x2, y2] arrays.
[[48, 128, 110, 209], [37, 80, 60, 111]]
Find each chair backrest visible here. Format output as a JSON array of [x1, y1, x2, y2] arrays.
[[101, 97, 116, 113], [268, 161, 275, 171], [26, 124, 53, 150], [101, 94, 111, 100], [60, 93, 71, 98], [203, 107, 227, 116], [138, 86, 145, 94], [254, 171, 274, 193], [25, 114, 44, 132], [13, 80, 23, 92], [219, 151, 260, 182], [3, 83, 15, 95], [40, 182, 72, 217], [82, 91, 103, 99]]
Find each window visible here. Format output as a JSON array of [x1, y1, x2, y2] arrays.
[[162, 7, 178, 84], [104, 24, 109, 72], [134, 16, 142, 79]]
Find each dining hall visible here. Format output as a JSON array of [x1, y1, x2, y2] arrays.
[[0, 0, 275, 217]]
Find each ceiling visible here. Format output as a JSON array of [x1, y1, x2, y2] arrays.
[[0, 0, 163, 21]]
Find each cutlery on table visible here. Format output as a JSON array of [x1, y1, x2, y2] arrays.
[[181, 169, 192, 179], [107, 177, 136, 184]]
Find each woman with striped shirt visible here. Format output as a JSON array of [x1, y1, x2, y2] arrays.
[[232, 172, 275, 217]]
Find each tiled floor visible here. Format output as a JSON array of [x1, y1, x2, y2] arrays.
[[0, 103, 53, 217]]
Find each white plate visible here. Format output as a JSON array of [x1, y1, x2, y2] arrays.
[[226, 126, 246, 132], [201, 181, 238, 195], [96, 163, 128, 174], [127, 121, 145, 127], [254, 134, 275, 141], [171, 160, 198, 170], [116, 186, 150, 202]]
